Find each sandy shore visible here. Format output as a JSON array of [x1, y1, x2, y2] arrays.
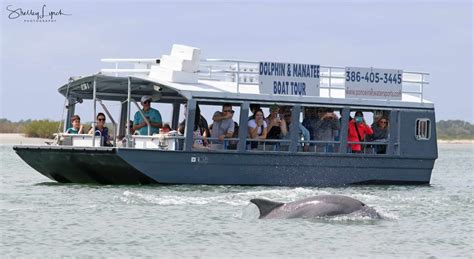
[[437, 139, 474, 144], [0, 133, 52, 145]]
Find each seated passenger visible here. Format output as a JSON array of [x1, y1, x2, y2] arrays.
[[65, 115, 83, 134], [178, 104, 209, 137], [210, 103, 234, 149], [265, 104, 287, 143], [88, 112, 112, 146], [314, 109, 340, 152], [160, 123, 172, 134], [370, 117, 389, 154], [348, 111, 373, 153], [248, 103, 261, 121], [191, 109, 209, 150], [133, 95, 162, 135], [283, 110, 310, 152], [248, 109, 267, 150]]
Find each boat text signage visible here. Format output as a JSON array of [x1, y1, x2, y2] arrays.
[[345, 67, 403, 100], [259, 62, 320, 96]]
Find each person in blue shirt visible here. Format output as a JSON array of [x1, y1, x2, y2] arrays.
[[132, 95, 162, 135]]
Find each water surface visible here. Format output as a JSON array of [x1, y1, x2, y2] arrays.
[[1, 144, 473, 257]]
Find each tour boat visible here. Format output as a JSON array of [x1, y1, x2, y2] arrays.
[[14, 44, 437, 186]]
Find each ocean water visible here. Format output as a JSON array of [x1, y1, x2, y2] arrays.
[[1, 143, 473, 258]]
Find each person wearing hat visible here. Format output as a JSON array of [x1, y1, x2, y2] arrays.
[[132, 95, 162, 135]]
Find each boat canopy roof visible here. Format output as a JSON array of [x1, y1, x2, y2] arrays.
[[58, 73, 434, 109]]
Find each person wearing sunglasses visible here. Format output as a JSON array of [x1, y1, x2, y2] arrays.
[[210, 103, 235, 148], [132, 95, 162, 135], [88, 112, 112, 146], [370, 117, 389, 154]]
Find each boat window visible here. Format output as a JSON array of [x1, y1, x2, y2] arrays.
[[347, 109, 390, 154], [301, 106, 342, 153], [415, 119, 431, 140], [192, 103, 241, 151]]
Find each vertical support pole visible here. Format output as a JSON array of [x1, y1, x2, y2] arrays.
[[339, 107, 350, 154], [184, 99, 196, 151], [126, 77, 131, 147], [119, 101, 127, 140], [65, 99, 76, 132], [92, 77, 97, 147], [171, 102, 180, 130], [289, 105, 301, 153], [237, 101, 249, 152], [328, 67, 332, 98], [420, 74, 424, 103], [236, 62, 240, 93], [387, 110, 399, 155]]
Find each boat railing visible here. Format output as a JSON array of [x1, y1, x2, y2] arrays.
[[100, 58, 159, 76], [58, 132, 395, 155], [198, 59, 429, 102]]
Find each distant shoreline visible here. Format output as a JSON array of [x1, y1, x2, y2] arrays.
[[1, 133, 472, 145], [0, 133, 52, 145]]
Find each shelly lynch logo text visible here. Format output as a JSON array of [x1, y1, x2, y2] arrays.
[[6, 4, 71, 22]]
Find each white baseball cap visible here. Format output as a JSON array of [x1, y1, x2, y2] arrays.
[[141, 95, 152, 103]]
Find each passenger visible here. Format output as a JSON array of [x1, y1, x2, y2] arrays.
[[248, 103, 261, 121], [210, 103, 235, 149], [191, 108, 210, 150], [348, 111, 373, 153], [133, 95, 162, 135], [178, 104, 209, 137], [65, 115, 83, 134], [314, 109, 340, 152], [265, 104, 288, 142], [302, 107, 318, 142], [227, 110, 241, 150], [120, 120, 134, 147], [370, 117, 389, 154], [160, 123, 172, 134], [283, 110, 310, 152], [248, 109, 267, 150], [88, 112, 112, 146]]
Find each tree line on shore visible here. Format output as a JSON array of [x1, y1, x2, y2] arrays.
[[0, 118, 472, 140]]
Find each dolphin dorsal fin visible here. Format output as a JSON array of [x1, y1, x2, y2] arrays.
[[250, 198, 284, 218]]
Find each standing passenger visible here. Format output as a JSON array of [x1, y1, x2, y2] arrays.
[[348, 111, 373, 153], [370, 117, 389, 154], [314, 109, 340, 152], [210, 103, 235, 149], [133, 95, 162, 135]]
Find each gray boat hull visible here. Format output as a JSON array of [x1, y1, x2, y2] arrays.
[[14, 146, 433, 186]]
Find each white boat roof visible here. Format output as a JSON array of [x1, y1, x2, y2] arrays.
[[58, 73, 433, 110]]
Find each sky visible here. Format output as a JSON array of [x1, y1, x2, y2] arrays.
[[1, 0, 473, 123]]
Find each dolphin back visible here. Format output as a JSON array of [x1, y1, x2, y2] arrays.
[[250, 198, 284, 219]]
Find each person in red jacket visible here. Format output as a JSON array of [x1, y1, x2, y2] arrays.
[[348, 111, 373, 153]]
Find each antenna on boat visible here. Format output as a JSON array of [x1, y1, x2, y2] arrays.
[[54, 77, 73, 145]]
